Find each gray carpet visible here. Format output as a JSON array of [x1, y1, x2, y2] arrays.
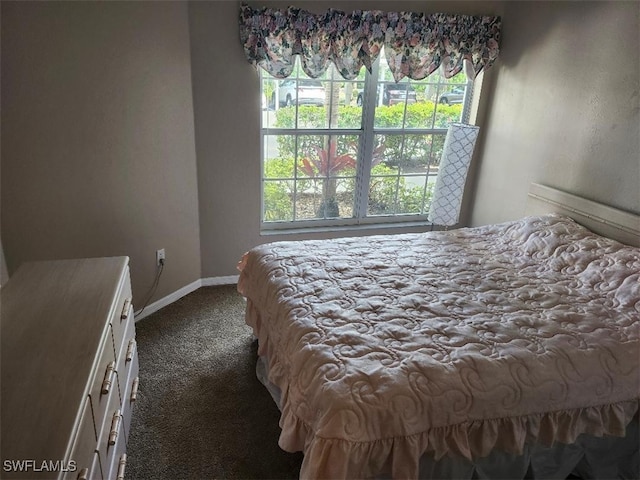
[[125, 285, 303, 479]]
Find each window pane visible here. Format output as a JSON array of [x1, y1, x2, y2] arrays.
[[296, 135, 358, 179], [294, 134, 357, 219], [367, 172, 433, 216], [263, 135, 295, 222], [430, 134, 446, 169], [264, 63, 363, 131], [374, 101, 406, 129], [263, 135, 296, 176], [295, 134, 326, 178], [373, 79, 416, 129], [335, 81, 362, 129], [294, 189, 324, 220], [281, 78, 325, 108], [264, 158, 293, 180], [277, 102, 326, 130], [263, 155, 295, 180], [331, 178, 355, 218], [368, 172, 399, 215], [434, 99, 464, 127], [434, 74, 468, 127], [406, 79, 438, 129], [261, 78, 277, 128], [263, 180, 294, 222], [395, 177, 432, 215], [373, 56, 417, 129], [367, 133, 442, 216], [274, 62, 323, 110], [375, 133, 445, 173]]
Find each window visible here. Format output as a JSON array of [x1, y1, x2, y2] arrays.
[[241, 3, 501, 230], [261, 50, 473, 229]]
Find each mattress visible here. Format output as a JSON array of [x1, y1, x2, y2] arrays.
[[237, 214, 640, 479]]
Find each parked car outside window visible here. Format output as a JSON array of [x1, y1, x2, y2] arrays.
[[438, 87, 465, 105], [277, 79, 325, 107], [356, 83, 417, 106], [382, 83, 417, 106]]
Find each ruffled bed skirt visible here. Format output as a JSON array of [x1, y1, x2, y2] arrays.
[[256, 354, 639, 480], [247, 289, 639, 480]]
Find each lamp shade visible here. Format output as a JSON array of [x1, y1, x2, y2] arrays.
[[428, 123, 480, 226]]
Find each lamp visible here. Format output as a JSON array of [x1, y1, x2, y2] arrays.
[[428, 123, 480, 227]]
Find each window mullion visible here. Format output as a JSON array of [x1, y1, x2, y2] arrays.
[[264, 128, 362, 136], [372, 127, 447, 135], [354, 61, 380, 220], [421, 134, 438, 215], [292, 135, 299, 221]]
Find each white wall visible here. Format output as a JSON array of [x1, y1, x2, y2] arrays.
[[470, 1, 640, 225], [1, 1, 202, 303]]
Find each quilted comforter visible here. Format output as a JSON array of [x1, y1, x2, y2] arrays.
[[237, 215, 640, 479]]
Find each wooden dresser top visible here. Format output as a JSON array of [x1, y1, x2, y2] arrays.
[[1, 257, 129, 465]]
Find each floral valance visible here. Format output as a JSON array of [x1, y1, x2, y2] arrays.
[[239, 4, 501, 82]]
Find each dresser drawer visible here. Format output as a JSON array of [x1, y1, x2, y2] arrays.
[[89, 451, 104, 480], [115, 315, 136, 404], [121, 353, 139, 443], [89, 453, 102, 480], [105, 422, 127, 480], [88, 332, 117, 440], [95, 388, 124, 480], [68, 452, 101, 480], [63, 397, 97, 480], [109, 275, 133, 361]]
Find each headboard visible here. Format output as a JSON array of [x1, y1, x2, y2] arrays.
[[526, 183, 640, 247]]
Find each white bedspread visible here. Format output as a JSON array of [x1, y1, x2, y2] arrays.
[[237, 215, 640, 479]]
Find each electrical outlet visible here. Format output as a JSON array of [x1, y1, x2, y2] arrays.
[[156, 248, 165, 266]]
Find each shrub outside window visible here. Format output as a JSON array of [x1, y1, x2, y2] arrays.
[[261, 50, 472, 229]]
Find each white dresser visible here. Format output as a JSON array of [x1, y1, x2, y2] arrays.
[[1, 257, 139, 480]]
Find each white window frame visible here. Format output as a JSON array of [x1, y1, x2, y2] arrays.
[[260, 57, 475, 232]]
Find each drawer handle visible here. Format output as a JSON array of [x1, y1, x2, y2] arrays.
[[116, 454, 127, 480], [76, 467, 89, 480], [130, 377, 140, 402], [125, 339, 136, 363], [101, 361, 116, 395], [121, 298, 132, 320], [109, 409, 122, 445]]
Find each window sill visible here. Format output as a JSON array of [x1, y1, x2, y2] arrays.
[[260, 220, 435, 236]]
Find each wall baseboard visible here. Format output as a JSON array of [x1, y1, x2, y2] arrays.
[[134, 275, 239, 322], [202, 275, 239, 286]]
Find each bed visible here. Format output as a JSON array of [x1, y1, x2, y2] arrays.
[[237, 184, 640, 479]]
